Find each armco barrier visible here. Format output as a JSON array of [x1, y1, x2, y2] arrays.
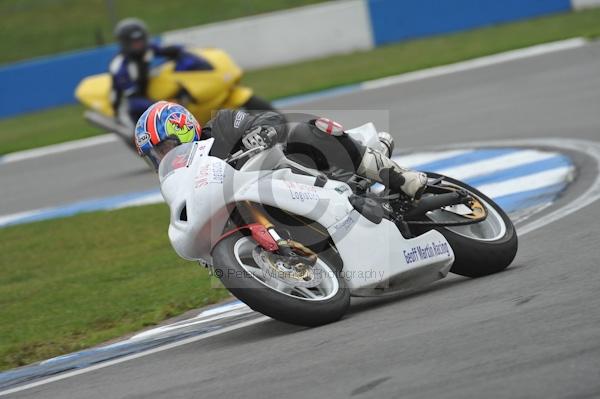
[[0, 0, 592, 119]]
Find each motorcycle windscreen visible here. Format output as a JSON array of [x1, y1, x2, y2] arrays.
[[158, 142, 198, 181]]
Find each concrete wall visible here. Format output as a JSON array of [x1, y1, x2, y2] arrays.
[[571, 0, 600, 9], [162, 0, 373, 70]]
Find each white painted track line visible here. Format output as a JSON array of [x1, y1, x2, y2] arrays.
[[0, 134, 119, 165], [361, 38, 587, 91]]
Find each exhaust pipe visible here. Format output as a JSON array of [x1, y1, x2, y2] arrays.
[[404, 191, 466, 220]]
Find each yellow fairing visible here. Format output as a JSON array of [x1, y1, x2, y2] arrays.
[[74, 48, 254, 123], [222, 86, 253, 109], [75, 74, 114, 117]]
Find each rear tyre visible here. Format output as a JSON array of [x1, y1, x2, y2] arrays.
[[212, 233, 350, 326], [413, 173, 518, 278]]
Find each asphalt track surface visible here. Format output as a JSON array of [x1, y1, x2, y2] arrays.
[[4, 42, 600, 398]]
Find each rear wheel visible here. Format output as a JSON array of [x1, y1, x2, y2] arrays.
[[412, 173, 518, 278], [212, 233, 350, 326]]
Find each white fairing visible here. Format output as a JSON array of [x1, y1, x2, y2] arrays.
[[330, 213, 453, 294], [160, 134, 455, 296]]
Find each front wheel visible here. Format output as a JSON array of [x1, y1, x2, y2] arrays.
[[413, 173, 518, 278], [211, 233, 350, 326]]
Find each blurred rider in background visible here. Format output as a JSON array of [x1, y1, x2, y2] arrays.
[[109, 18, 211, 127], [134, 101, 427, 200]]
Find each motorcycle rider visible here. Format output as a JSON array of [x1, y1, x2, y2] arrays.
[[135, 101, 427, 200], [109, 18, 211, 127]]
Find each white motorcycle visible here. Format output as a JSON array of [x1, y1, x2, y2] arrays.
[[159, 124, 518, 326]]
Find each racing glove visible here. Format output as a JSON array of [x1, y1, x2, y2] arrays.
[[241, 126, 278, 151]]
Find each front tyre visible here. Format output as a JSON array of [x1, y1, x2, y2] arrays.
[[415, 173, 518, 278], [212, 233, 350, 326]]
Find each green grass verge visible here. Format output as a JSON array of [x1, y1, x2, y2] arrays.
[[0, 0, 326, 65], [2, 8, 600, 155], [0, 105, 103, 155], [0, 204, 230, 371]]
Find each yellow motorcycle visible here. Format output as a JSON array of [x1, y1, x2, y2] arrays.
[[75, 48, 275, 150]]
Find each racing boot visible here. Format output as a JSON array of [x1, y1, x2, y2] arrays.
[[357, 147, 427, 200], [377, 131, 394, 157]]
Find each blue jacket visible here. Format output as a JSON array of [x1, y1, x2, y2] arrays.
[[109, 44, 184, 124]]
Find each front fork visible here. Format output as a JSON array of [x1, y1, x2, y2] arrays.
[[239, 202, 317, 261], [238, 201, 293, 256]]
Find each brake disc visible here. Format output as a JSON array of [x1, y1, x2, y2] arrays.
[[252, 247, 323, 288]]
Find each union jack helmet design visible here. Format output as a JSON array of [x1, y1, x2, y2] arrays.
[[134, 101, 202, 170]]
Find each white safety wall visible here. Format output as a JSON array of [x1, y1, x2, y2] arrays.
[[571, 0, 600, 9], [161, 0, 374, 70]]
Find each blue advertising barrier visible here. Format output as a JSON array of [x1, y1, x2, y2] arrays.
[[367, 0, 572, 45], [0, 45, 119, 118]]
